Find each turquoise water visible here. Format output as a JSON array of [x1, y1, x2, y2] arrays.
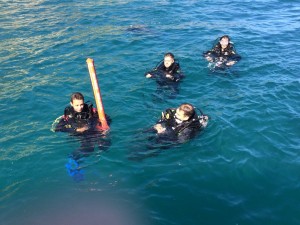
[[1, 0, 300, 224]]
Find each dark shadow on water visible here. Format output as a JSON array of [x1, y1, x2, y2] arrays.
[[127, 129, 178, 162], [151, 82, 181, 102]]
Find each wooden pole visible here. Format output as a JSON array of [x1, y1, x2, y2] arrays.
[[86, 58, 109, 130]]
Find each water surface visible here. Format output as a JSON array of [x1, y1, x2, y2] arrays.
[[1, 0, 300, 225]]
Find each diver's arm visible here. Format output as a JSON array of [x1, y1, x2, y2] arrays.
[[62, 117, 88, 133], [75, 126, 88, 133], [213, 44, 221, 54], [145, 69, 155, 78], [54, 118, 67, 132], [146, 62, 164, 78], [203, 50, 213, 57], [225, 54, 241, 66], [170, 71, 184, 82], [203, 52, 214, 62], [153, 109, 172, 133], [203, 47, 219, 62], [153, 123, 166, 134], [229, 53, 241, 61], [54, 118, 77, 133]]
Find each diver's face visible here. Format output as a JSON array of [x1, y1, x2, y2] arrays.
[[175, 108, 189, 123], [220, 37, 229, 48], [164, 56, 174, 68], [71, 99, 84, 113]]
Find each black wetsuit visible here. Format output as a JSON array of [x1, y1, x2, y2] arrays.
[[146, 61, 184, 98], [147, 61, 183, 83], [127, 108, 208, 161], [203, 43, 241, 66], [55, 103, 111, 158], [55, 103, 96, 133], [156, 108, 208, 143]]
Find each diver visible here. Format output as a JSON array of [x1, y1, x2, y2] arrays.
[[54, 92, 111, 154], [128, 103, 208, 161], [146, 52, 183, 82], [53, 92, 111, 160], [203, 35, 241, 68], [145, 52, 184, 98], [55, 92, 97, 134], [153, 103, 209, 143]]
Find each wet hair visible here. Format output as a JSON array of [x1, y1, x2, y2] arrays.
[[164, 52, 175, 59], [179, 103, 195, 118], [70, 92, 84, 103], [220, 35, 230, 42]]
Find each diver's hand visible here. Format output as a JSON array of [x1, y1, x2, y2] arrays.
[[146, 73, 152, 78], [205, 56, 213, 62], [215, 61, 223, 67], [154, 124, 166, 134], [76, 125, 89, 133], [200, 115, 209, 128], [166, 74, 173, 80], [226, 61, 235, 66]]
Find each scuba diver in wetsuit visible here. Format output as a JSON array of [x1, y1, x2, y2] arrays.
[[54, 92, 111, 158], [153, 103, 208, 143], [145, 52, 184, 98], [127, 103, 208, 161], [203, 35, 241, 68]]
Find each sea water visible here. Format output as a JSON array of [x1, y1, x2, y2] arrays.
[[1, 0, 300, 225]]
